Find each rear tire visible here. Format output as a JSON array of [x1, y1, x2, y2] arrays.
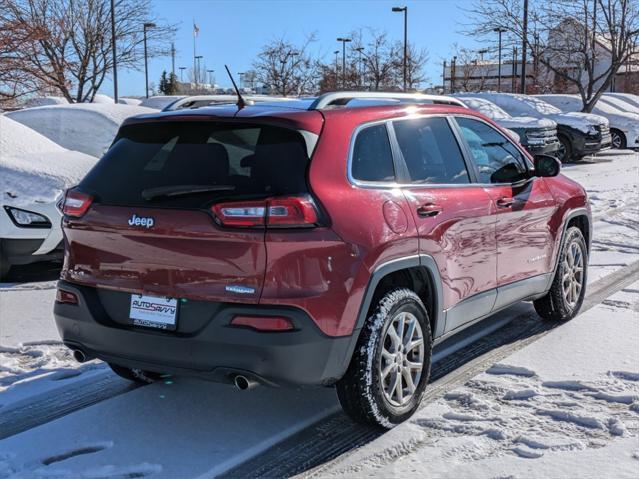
[[534, 227, 588, 321], [336, 288, 432, 429], [108, 363, 165, 384]]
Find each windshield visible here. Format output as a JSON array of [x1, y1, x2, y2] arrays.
[[79, 121, 310, 208]]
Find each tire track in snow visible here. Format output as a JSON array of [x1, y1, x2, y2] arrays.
[[0, 370, 138, 440], [223, 259, 639, 479]]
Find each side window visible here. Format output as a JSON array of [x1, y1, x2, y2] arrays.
[[393, 117, 470, 184], [352, 124, 395, 182], [456, 117, 529, 184]]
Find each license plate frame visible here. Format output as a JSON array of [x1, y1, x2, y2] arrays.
[[129, 294, 178, 331]]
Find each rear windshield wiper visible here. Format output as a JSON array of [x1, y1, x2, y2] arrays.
[[142, 184, 236, 201]]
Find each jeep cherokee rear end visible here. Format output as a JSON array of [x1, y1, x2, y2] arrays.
[[55, 105, 360, 386]]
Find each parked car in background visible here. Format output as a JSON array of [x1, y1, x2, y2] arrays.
[[457, 96, 560, 156], [537, 94, 639, 150], [162, 95, 294, 111], [0, 116, 96, 280], [55, 91, 591, 428], [466, 93, 611, 162], [6, 103, 155, 158], [604, 93, 639, 111]]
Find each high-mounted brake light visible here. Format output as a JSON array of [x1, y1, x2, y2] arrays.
[[212, 196, 319, 228], [63, 189, 93, 218]]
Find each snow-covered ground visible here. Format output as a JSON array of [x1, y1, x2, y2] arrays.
[[0, 152, 637, 478]]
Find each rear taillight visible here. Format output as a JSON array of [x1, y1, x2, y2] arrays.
[[63, 189, 93, 218], [212, 196, 319, 228], [56, 289, 78, 304]]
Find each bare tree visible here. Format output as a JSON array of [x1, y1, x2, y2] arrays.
[[393, 42, 429, 90], [252, 36, 318, 96], [465, 0, 639, 111], [0, 0, 176, 103]]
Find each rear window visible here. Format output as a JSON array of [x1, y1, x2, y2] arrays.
[[79, 121, 310, 208]]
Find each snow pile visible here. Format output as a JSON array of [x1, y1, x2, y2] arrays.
[[0, 116, 96, 205], [118, 97, 142, 106], [24, 96, 69, 108], [140, 95, 185, 110], [6, 103, 155, 158], [90, 93, 114, 104]]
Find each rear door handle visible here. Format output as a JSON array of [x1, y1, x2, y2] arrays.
[[416, 204, 442, 217], [496, 197, 514, 208]]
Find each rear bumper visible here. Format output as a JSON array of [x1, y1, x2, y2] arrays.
[[54, 281, 353, 387]]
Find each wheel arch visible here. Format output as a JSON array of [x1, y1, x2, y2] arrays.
[[353, 255, 444, 339]]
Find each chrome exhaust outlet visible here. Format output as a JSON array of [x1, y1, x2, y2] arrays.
[[234, 375, 258, 390], [72, 349, 87, 363]]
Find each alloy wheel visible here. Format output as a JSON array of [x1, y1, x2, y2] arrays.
[[611, 131, 623, 149], [379, 311, 425, 407], [562, 240, 584, 309]]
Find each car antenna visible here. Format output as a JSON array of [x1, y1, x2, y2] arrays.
[[225, 65, 246, 109]]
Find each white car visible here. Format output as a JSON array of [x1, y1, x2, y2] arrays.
[[6, 103, 155, 158], [537, 94, 639, 150], [604, 93, 639, 111], [0, 116, 96, 279]]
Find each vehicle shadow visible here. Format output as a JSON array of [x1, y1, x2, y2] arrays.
[[222, 303, 564, 478], [1, 261, 61, 284]]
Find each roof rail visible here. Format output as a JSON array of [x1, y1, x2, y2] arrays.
[[308, 92, 467, 110]]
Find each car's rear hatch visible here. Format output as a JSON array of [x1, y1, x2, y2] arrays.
[[61, 115, 322, 304]]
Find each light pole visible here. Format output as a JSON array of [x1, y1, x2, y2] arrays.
[[392, 6, 408, 91], [333, 50, 339, 89], [143, 22, 156, 98], [493, 27, 506, 92], [450, 56, 457, 94], [238, 72, 245, 90], [521, 0, 529, 94], [355, 46, 364, 89], [194, 55, 203, 86], [110, 0, 118, 103], [179, 66, 186, 83], [207, 69, 215, 88], [478, 48, 489, 90], [337, 37, 351, 89]]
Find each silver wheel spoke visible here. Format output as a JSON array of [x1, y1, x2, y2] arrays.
[[379, 309, 425, 407]]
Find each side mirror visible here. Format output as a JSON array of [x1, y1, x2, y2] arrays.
[[534, 154, 561, 177]]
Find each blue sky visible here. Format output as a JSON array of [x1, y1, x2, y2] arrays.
[[106, 0, 482, 97]]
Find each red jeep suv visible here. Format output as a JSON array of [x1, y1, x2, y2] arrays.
[[55, 92, 591, 428]]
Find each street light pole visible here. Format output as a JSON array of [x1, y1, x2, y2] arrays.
[[194, 55, 203, 87], [179, 66, 186, 83], [337, 37, 351, 89], [392, 6, 408, 91], [207, 69, 215, 88], [143, 22, 156, 98], [521, 0, 528, 94], [110, 0, 118, 103], [493, 27, 506, 92], [238, 72, 245, 90], [451, 56, 457, 94], [333, 50, 339, 89]]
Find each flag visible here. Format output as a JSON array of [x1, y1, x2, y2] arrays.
[[193, 22, 199, 38]]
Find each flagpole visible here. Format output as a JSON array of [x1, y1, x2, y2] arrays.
[[193, 19, 197, 86]]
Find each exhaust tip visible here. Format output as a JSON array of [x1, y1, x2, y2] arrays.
[[72, 349, 86, 363], [233, 375, 257, 390]]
